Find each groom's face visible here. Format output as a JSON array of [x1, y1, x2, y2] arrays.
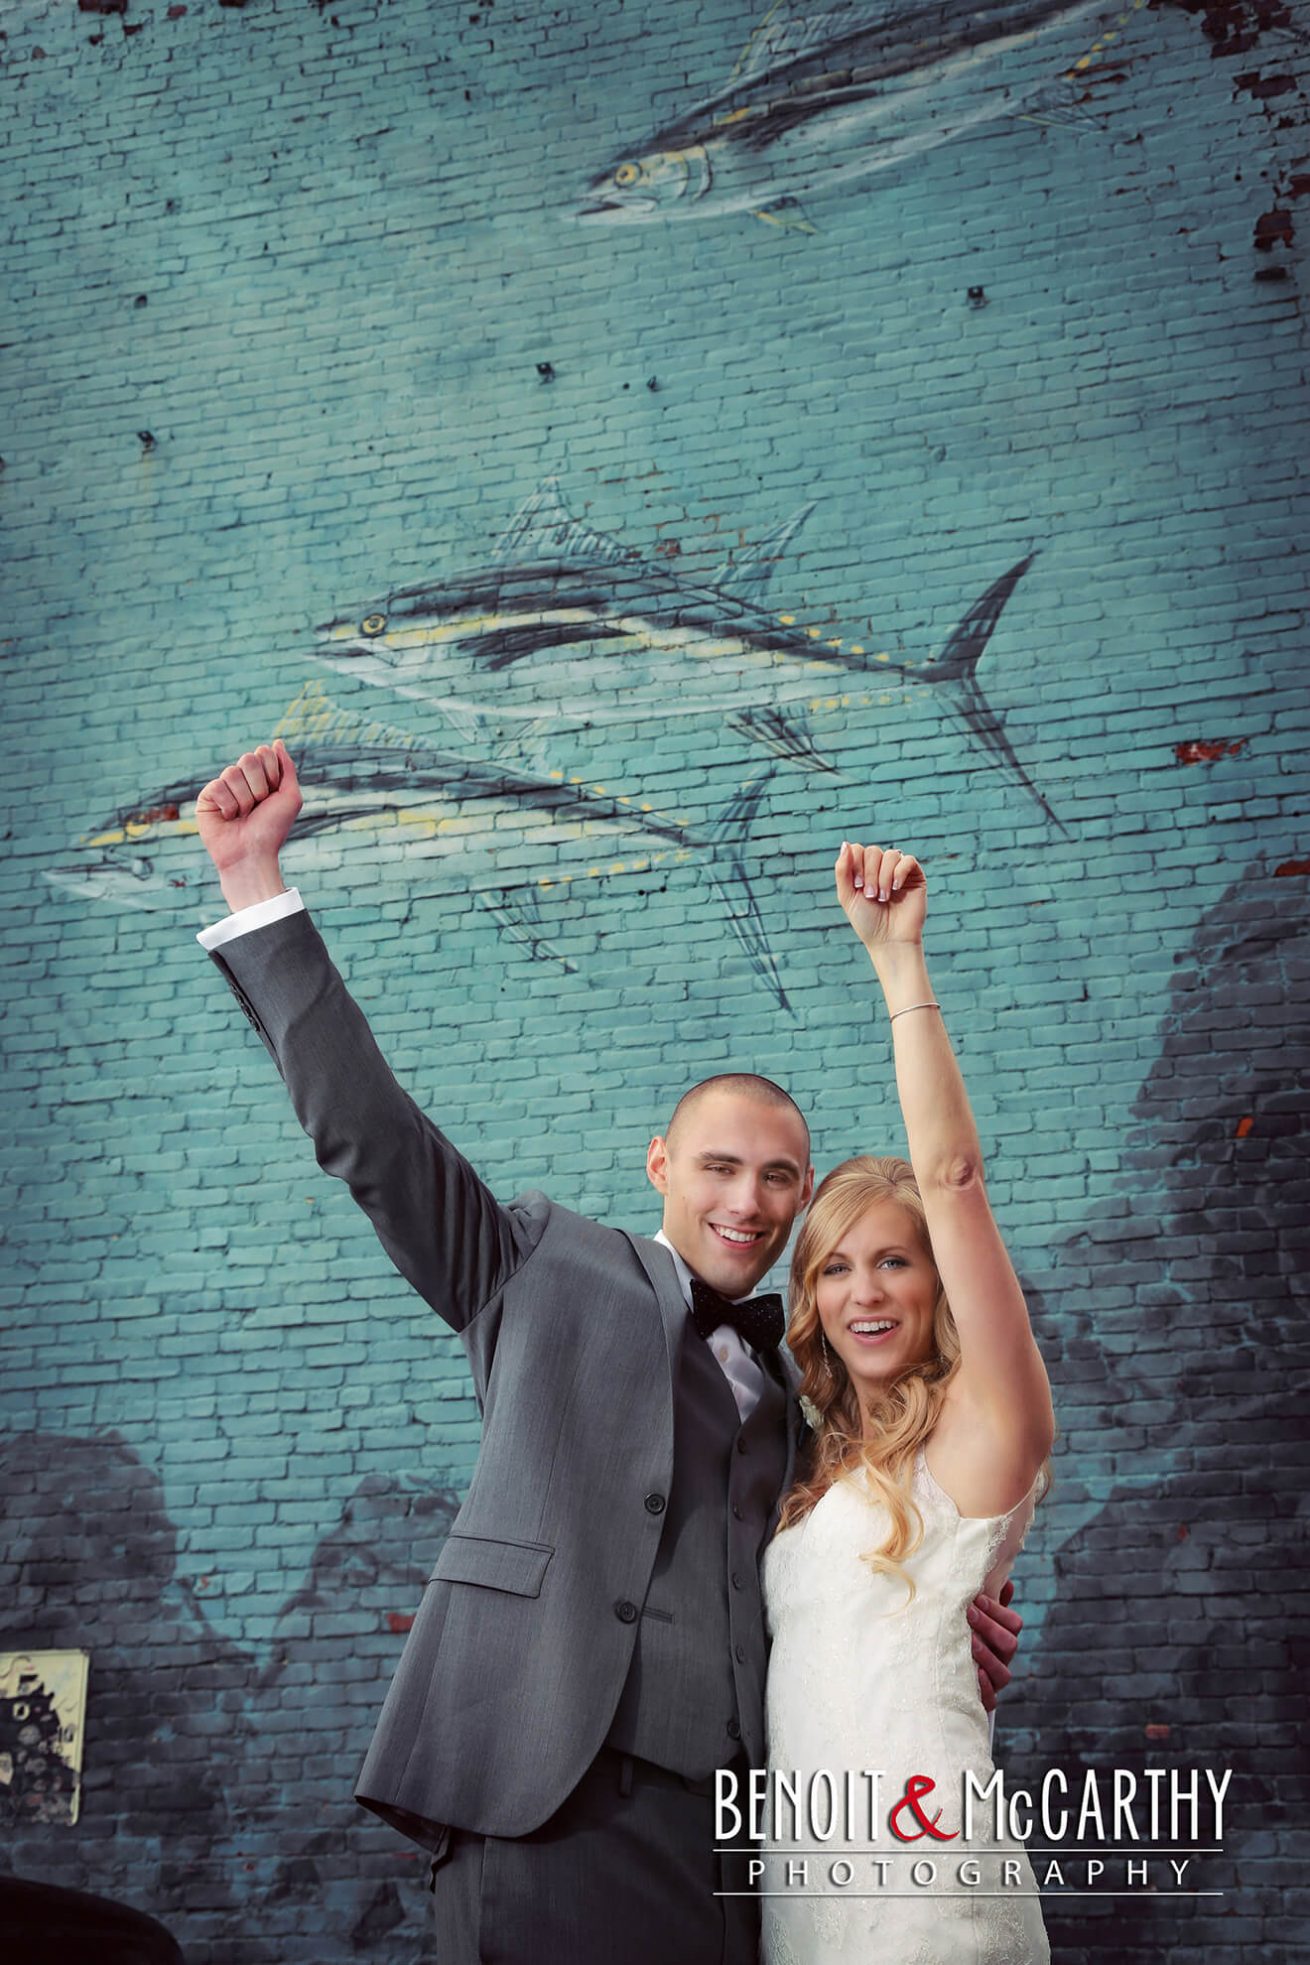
[[646, 1089, 814, 1297]]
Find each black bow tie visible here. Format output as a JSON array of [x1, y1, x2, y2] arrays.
[[690, 1276, 785, 1353]]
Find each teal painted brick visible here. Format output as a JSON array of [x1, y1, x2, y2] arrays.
[[2, 0, 1307, 1957]]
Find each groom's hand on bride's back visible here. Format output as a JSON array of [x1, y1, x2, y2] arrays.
[[969, 1580, 1022, 1714]]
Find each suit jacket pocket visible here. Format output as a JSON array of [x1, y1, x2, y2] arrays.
[[429, 1532, 555, 1598]]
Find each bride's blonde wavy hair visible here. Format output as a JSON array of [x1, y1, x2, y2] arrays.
[[776, 1155, 962, 1601]]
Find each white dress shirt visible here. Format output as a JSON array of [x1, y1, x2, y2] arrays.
[[196, 883, 305, 951]]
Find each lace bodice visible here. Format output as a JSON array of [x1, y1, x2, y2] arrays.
[[758, 1447, 1049, 1965]]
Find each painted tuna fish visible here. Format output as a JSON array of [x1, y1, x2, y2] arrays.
[[42, 736, 792, 1006], [577, 0, 1144, 221], [311, 480, 1064, 829]]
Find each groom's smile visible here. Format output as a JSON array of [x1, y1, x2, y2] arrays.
[[646, 1085, 814, 1299]]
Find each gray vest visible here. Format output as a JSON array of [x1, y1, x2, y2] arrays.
[[605, 1316, 789, 1775]]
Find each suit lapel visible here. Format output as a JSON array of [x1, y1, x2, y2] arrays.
[[621, 1231, 693, 1391]]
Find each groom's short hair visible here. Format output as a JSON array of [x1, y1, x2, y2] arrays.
[[664, 1074, 810, 1156]]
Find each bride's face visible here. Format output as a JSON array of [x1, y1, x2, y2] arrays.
[[815, 1198, 939, 1395]]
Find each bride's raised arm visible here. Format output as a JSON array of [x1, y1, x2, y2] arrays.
[[835, 840, 1055, 1516]]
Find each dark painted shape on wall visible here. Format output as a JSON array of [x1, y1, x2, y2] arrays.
[[0, 1432, 249, 1846], [1007, 865, 1310, 1960], [0, 1439, 464, 1957]]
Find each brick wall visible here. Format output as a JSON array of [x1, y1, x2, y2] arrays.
[[1, 0, 1305, 1957]]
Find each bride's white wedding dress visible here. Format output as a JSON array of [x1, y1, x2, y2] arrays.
[[760, 1446, 1049, 1965]]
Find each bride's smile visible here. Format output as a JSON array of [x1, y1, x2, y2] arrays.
[[815, 1197, 939, 1401]]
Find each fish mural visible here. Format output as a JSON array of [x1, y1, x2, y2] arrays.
[[577, 0, 1148, 222], [312, 480, 1065, 830], [42, 710, 793, 1007]]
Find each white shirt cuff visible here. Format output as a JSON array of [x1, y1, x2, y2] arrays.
[[196, 886, 305, 951]]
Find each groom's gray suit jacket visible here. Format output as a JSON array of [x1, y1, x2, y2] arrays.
[[208, 907, 805, 1846]]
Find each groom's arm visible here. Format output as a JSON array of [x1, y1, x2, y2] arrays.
[[194, 743, 536, 1333]]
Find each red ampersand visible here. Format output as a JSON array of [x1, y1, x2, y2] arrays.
[[888, 1774, 958, 1843]]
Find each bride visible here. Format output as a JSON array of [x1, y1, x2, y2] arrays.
[[760, 841, 1055, 1965]]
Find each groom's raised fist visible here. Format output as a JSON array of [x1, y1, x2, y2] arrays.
[[196, 739, 302, 877]]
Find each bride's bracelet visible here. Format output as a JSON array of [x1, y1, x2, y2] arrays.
[[889, 1000, 941, 1021]]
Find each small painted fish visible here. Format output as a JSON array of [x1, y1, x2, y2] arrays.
[[577, 0, 1145, 222], [43, 736, 792, 1006]]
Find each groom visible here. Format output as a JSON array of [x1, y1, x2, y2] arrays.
[[194, 741, 1021, 1964]]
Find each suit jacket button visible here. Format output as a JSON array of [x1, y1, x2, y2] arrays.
[[727, 1718, 742, 1742], [615, 1599, 638, 1624], [731, 1572, 743, 1591], [735, 1643, 746, 1663], [644, 1493, 666, 1515], [736, 1438, 749, 1455]]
